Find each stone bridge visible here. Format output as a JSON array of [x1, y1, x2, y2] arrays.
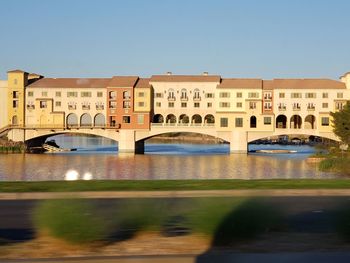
[[5, 124, 340, 154]]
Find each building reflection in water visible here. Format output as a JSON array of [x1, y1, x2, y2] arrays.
[[0, 142, 338, 181]]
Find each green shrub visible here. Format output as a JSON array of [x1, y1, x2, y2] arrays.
[[211, 199, 282, 246], [33, 199, 109, 244]]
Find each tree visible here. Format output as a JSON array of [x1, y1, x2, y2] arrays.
[[330, 102, 350, 146]]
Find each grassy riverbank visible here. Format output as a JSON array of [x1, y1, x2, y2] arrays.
[[1, 179, 350, 192]]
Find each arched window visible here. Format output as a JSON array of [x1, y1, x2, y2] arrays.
[[204, 114, 215, 124], [192, 114, 202, 124], [194, 89, 200, 99], [66, 113, 78, 127], [94, 113, 105, 127], [179, 114, 189, 124], [168, 89, 175, 99], [123, 91, 131, 99], [80, 113, 92, 127], [290, 115, 302, 129], [181, 89, 187, 100], [166, 114, 176, 124], [276, 115, 287, 129], [305, 115, 316, 129], [152, 114, 164, 123]]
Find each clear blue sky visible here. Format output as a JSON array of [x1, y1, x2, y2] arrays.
[[1, 0, 350, 80]]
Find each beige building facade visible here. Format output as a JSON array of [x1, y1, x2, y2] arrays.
[[0, 80, 8, 129]]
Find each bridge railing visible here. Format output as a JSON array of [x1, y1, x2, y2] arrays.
[[9, 124, 122, 130], [151, 123, 215, 128]]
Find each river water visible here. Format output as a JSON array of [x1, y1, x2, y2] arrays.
[[0, 135, 338, 181]]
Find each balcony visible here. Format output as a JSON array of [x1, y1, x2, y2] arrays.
[[96, 105, 104, 110], [307, 106, 315, 111], [278, 106, 286, 111], [26, 105, 35, 110], [68, 105, 76, 110], [180, 96, 188, 101], [168, 96, 176, 101], [264, 96, 272, 100], [123, 95, 131, 100], [82, 105, 90, 110], [293, 106, 301, 111], [193, 96, 201, 101], [264, 107, 272, 111]]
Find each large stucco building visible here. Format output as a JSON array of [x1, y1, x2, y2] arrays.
[[1, 69, 350, 152]]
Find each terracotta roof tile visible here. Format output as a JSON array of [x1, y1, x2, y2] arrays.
[[135, 78, 151, 89], [218, 79, 262, 89], [27, 78, 111, 88], [150, 75, 221, 82], [108, 76, 139, 87], [272, 79, 346, 89]]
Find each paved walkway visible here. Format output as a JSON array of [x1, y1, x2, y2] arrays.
[[2, 189, 350, 200]]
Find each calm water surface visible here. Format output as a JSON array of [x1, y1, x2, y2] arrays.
[[0, 135, 338, 181]]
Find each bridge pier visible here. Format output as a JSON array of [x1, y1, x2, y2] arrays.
[[229, 131, 248, 154], [118, 130, 145, 154]]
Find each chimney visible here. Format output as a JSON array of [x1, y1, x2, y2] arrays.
[[203, 72, 209, 76]]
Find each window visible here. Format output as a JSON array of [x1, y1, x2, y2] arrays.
[[220, 118, 228, 127], [109, 91, 116, 99], [40, 101, 47, 108], [96, 103, 104, 110], [291, 93, 302, 98], [97, 92, 103, 97], [155, 92, 163, 98], [264, 92, 272, 99], [168, 102, 174, 108], [67, 92, 78, 97], [205, 93, 214, 98], [181, 89, 187, 99], [293, 103, 301, 110], [219, 92, 230, 98], [123, 101, 131, 108], [307, 103, 315, 110], [337, 92, 343, 99], [236, 92, 242, 98], [122, 116, 131, 123], [181, 102, 187, 108], [28, 91, 34, 97], [137, 114, 144, 124], [13, 91, 19, 99], [123, 91, 131, 99], [193, 89, 200, 99], [336, 102, 345, 110], [322, 103, 328, 108], [194, 102, 200, 108], [279, 93, 285, 98], [14, 79, 18, 85], [109, 101, 116, 109], [55, 101, 61, 107], [321, 117, 329, 126], [264, 102, 272, 110], [156, 102, 161, 107], [322, 93, 328, 98], [82, 103, 90, 110], [264, 117, 272, 125], [236, 102, 242, 108], [41, 91, 48, 97], [12, 100, 19, 108], [56, 91, 61, 97], [138, 102, 145, 107], [278, 103, 286, 110], [235, 118, 243, 127], [138, 92, 145, 97], [219, 102, 230, 108], [248, 92, 259, 98], [305, 93, 316, 98], [207, 102, 212, 108], [27, 103, 34, 110], [249, 102, 256, 109], [81, 92, 91, 97], [68, 103, 76, 110], [168, 89, 175, 99]]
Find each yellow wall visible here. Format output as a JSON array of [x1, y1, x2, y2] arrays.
[[32, 99, 64, 128], [134, 88, 151, 112], [7, 72, 27, 126]]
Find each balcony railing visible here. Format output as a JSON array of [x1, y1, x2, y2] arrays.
[[293, 106, 301, 111], [168, 96, 176, 101], [26, 105, 35, 110], [68, 105, 76, 110], [180, 96, 188, 101], [96, 105, 104, 110], [278, 106, 286, 111], [193, 96, 201, 101], [307, 106, 315, 111], [82, 105, 90, 110]]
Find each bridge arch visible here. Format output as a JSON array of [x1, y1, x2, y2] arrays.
[[94, 113, 105, 127], [290, 115, 302, 129], [192, 114, 202, 124], [153, 114, 164, 123], [66, 113, 78, 127], [276, 114, 287, 128], [80, 113, 92, 127], [305, 115, 316, 129]]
